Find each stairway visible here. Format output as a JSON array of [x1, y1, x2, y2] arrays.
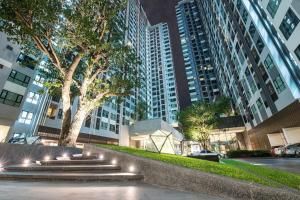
[[0, 154, 143, 181]]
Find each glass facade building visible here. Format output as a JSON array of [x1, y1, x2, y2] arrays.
[[1, 0, 180, 144], [176, 0, 220, 103], [193, 0, 300, 149], [147, 23, 180, 125]]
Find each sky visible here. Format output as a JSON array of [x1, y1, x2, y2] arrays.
[[140, 0, 191, 108]]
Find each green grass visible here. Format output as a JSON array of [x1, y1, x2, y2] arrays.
[[222, 159, 300, 190], [97, 144, 300, 190]]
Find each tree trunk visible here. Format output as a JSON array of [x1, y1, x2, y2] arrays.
[[58, 85, 72, 146], [65, 108, 87, 147], [58, 107, 71, 146]]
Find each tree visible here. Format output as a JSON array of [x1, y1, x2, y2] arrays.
[[213, 96, 233, 116], [177, 102, 216, 149], [133, 101, 148, 121], [177, 96, 232, 149], [0, 0, 139, 146]]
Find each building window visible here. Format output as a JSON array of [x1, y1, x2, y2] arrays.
[[57, 109, 63, 119], [256, 37, 265, 53], [273, 76, 286, 93], [279, 8, 299, 40], [0, 90, 23, 107], [46, 104, 57, 119], [26, 92, 40, 104], [256, 98, 264, 110], [110, 113, 117, 121], [100, 122, 108, 130], [16, 53, 36, 70], [33, 75, 45, 87], [96, 118, 100, 130], [266, 82, 278, 101], [85, 115, 91, 128], [0, 64, 4, 69], [6, 45, 13, 51], [18, 111, 33, 124], [7, 70, 31, 87], [267, 0, 281, 18], [294, 44, 300, 61], [97, 107, 102, 117], [264, 54, 275, 71], [251, 104, 257, 115], [109, 124, 116, 132], [102, 110, 109, 118]]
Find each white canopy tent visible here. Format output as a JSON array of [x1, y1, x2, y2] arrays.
[[128, 119, 183, 154]]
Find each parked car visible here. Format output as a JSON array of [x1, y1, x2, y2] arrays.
[[188, 150, 220, 162], [283, 143, 300, 157], [271, 145, 284, 156], [190, 150, 218, 156]]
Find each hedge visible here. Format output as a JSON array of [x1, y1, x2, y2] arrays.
[[226, 150, 271, 158]]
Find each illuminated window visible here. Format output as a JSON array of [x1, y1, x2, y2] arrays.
[[46, 104, 57, 119], [33, 74, 45, 87], [279, 8, 299, 40], [19, 111, 33, 124], [273, 76, 286, 93], [26, 92, 40, 104]]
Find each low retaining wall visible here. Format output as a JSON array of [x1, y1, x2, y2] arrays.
[[84, 144, 300, 200], [0, 143, 82, 165]]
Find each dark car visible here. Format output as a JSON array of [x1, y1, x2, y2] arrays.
[[283, 143, 300, 157]]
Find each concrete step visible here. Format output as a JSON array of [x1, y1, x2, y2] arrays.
[[71, 156, 99, 160], [0, 172, 144, 181], [3, 164, 121, 173], [40, 159, 110, 166]]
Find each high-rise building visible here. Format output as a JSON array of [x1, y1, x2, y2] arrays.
[[176, 0, 220, 103], [0, 32, 39, 142], [2, 0, 180, 144], [194, 0, 300, 149], [147, 23, 180, 126]]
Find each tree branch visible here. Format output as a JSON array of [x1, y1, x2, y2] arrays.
[[15, 11, 66, 77]]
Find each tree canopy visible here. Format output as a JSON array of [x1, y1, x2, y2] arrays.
[[0, 0, 140, 146], [177, 96, 232, 149]]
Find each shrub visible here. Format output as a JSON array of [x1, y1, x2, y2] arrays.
[[227, 150, 271, 158]]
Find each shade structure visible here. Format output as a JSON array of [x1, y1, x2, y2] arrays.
[[129, 119, 183, 154]]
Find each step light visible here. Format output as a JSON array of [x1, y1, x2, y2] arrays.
[[86, 152, 91, 156], [111, 159, 117, 165], [129, 165, 135, 172], [44, 155, 51, 161], [23, 158, 30, 166], [99, 154, 104, 160]]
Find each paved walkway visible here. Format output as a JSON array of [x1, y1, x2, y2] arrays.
[[235, 158, 300, 174], [0, 180, 226, 200]]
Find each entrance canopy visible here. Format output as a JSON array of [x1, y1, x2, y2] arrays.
[[129, 119, 183, 154]]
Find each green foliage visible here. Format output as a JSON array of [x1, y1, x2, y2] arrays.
[[226, 150, 271, 158], [133, 101, 148, 121], [97, 144, 300, 190], [214, 96, 233, 116], [177, 96, 233, 148], [0, 0, 139, 108], [177, 102, 216, 148]]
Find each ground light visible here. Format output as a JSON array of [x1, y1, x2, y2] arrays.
[[44, 155, 51, 161], [0, 162, 3, 172], [129, 165, 135, 172], [23, 158, 30, 166], [111, 159, 117, 165]]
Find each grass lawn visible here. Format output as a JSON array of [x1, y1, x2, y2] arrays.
[[97, 144, 300, 191]]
